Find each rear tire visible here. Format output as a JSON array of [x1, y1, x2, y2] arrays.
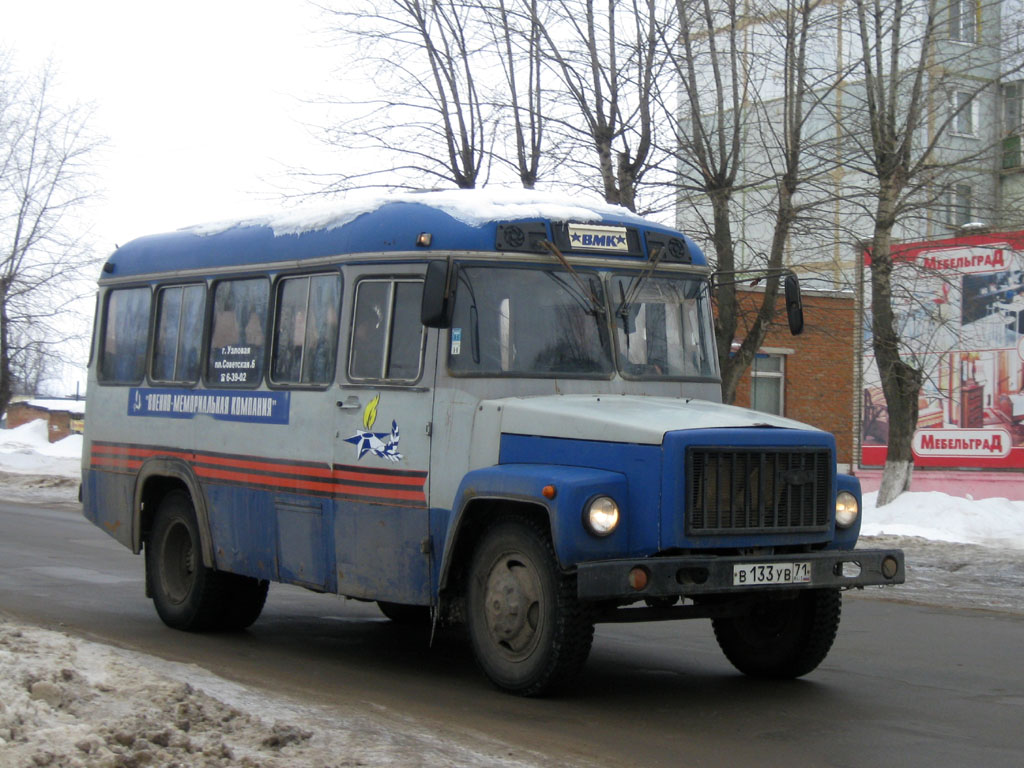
[[712, 589, 841, 678], [465, 516, 593, 696], [146, 490, 267, 631]]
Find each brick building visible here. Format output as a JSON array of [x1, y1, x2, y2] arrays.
[[5, 399, 86, 443], [725, 288, 857, 469]]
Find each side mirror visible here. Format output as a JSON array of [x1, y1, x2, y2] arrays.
[[784, 273, 804, 336], [421, 259, 458, 328]]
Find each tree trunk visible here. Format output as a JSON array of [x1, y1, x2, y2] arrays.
[[0, 282, 11, 420], [595, 132, 619, 205], [868, 193, 922, 505], [707, 188, 742, 403], [615, 152, 636, 212]]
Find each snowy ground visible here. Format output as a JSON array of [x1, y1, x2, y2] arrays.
[[0, 619, 553, 768], [1, 419, 1023, 766], [0, 419, 82, 503]]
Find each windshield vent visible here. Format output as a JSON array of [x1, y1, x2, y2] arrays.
[[686, 448, 830, 535], [645, 232, 691, 263], [496, 222, 549, 253]]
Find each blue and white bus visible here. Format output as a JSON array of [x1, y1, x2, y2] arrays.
[[82, 189, 903, 695]]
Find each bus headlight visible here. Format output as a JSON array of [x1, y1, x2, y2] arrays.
[[835, 491, 859, 529], [583, 495, 620, 537]]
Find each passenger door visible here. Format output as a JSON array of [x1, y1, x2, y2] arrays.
[[332, 264, 437, 603]]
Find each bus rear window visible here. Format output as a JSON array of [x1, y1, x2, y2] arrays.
[[207, 278, 269, 387], [98, 287, 151, 384]]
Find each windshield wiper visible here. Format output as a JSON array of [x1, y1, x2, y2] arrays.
[[614, 245, 666, 319], [538, 239, 605, 315]]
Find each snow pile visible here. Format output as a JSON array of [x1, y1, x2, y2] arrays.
[[188, 187, 649, 238], [862, 490, 1024, 550], [0, 619, 544, 768], [0, 420, 80, 488], [0, 620, 310, 767]]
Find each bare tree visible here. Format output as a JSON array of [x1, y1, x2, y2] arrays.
[[0, 56, 100, 417], [312, 0, 492, 192], [667, 0, 847, 403], [530, 0, 670, 213], [7, 333, 57, 396], [312, 0, 672, 210], [847, 0, 1024, 503], [483, 0, 548, 187]]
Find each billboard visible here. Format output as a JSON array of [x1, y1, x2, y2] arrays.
[[861, 231, 1024, 469]]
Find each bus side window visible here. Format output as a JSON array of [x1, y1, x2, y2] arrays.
[[206, 278, 269, 387], [152, 284, 205, 383], [271, 273, 341, 386], [349, 278, 425, 382], [98, 287, 151, 384]]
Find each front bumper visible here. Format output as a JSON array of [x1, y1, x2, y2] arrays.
[[576, 548, 905, 601]]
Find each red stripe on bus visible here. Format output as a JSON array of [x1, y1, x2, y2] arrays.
[[195, 465, 426, 502], [330, 467, 426, 487], [192, 455, 426, 489], [92, 445, 193, 461], [89, 442, 427, 501], [90, 455, 143, 470]]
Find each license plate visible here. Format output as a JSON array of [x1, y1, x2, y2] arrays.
[[733, 561, 812, 586]]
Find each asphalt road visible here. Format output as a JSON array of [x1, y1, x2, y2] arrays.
[[1, 497, 1022, 768]]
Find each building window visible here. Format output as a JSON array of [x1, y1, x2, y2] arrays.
[[1004, 82, 1022, 135], [955, 184, 973, 225], [751, 353, 785, 415], [943, 184, 973, 227], [951, 90, 976, 136], [950, 0, 977, 44]]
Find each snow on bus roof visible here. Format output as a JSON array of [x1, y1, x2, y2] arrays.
[[104, 188, 703, 278], [187, 188, 652, 238]]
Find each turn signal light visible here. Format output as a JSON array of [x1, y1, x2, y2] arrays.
[[628, 566, 649, 591], [881, 556, 899, 579]]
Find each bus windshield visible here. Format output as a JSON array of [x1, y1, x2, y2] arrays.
[[448, 266, 613, 376], [447, 265, 718, 379], [612, 274, 718, 379]]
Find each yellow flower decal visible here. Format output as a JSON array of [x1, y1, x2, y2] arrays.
[[363, 393, 380, 431]]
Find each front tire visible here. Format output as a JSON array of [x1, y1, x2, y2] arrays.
[[146, 491, 267, 631], [712, 589, 841, 678], [465, 516, 593, 696]]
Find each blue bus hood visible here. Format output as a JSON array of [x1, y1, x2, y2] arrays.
[[476, 394, 818, 446]]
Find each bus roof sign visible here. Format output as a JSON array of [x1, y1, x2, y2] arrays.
[[566, 223, 630, 253]]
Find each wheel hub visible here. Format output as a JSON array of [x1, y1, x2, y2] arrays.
[[162, 520, 196, 605], [483, 556, 542, 656]]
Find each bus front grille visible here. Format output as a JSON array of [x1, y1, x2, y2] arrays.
[[686, 448, 830, 535]]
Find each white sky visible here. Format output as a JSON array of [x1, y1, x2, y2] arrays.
[[1, 1, 350, 394], [1, 0, 340, 250]]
